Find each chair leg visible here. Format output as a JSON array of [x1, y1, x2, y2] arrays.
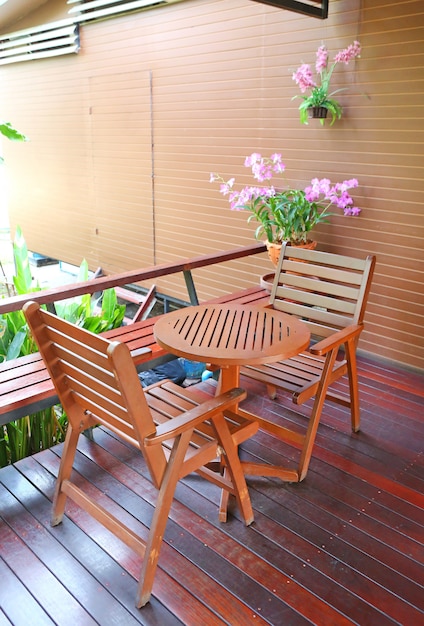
[[345, 338, 361, 432], [297, 348, 339, 482], [266, 384, 277, 400], [218, 464, 230, 523], [51, 425, 80, 526], [136, 431, 191, 608]]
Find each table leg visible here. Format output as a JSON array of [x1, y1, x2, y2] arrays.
[[218, 368, 301, 483], [216, 365, 299, 520], [216, 365, 240, 521], [216, 365, 240, 395]]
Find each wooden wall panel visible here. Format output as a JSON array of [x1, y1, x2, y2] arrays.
[[87, 71, 154, 273], [1, 0, 423, 370]]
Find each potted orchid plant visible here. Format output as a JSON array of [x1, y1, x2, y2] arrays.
[[210, 153, 361, 263], [292, 40, 361, 125]]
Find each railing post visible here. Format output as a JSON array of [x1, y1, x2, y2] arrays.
[[183, 270, 199, 305]]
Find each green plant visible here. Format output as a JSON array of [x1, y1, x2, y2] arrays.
[[0, 227, 126, 467], [292, 41, 361, 125], [210, 153, 361, 244], [0, 226, 40, 361], [0, 405, 69, 466], [54, 259, 125, 332]]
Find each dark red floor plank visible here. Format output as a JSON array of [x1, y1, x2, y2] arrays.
[[20, 452, 224, 626], [92, 427, 411, 626], [65, 438, 296, 625], [0, 481, 98, 626], [182, 468, 420, 625], [0, 551, 54, 626], [0, 467, 171, 626]]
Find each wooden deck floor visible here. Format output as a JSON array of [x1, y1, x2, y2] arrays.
[[0, 355, 423, 625]]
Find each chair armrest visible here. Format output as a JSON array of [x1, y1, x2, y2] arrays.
[[310, 324, 363, 356], [144, 387, 247, 446]]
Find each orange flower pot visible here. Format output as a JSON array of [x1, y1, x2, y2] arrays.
[[265, 240, 317, 267]]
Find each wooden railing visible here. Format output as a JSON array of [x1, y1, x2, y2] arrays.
[[0, 243, 266, 315], [0, 243, 267, 426]]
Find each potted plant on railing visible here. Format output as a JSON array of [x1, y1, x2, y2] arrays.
[[292, 40, 361, 125], [210, 153, 361, 266]]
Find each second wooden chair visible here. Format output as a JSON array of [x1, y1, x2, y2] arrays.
[[239, 243, 376, 482]]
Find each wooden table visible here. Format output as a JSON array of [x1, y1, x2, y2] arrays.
[[154, 303, 310, 389], [154, 303, 310, 481]]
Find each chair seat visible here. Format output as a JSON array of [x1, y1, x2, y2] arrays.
[[144, 379, 259, 461], [241, 351, 347, 403]]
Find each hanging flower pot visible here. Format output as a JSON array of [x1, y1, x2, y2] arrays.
[[292, 40, 361, 126], [307, 106, 328, 119]]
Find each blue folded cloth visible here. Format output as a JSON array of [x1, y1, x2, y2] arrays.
[[138, 359, 186, 387]]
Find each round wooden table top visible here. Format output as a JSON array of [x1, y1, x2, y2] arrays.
[[154, 303, 310, 367]]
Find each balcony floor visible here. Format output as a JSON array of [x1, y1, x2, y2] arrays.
[[0, 355, 423, 625]]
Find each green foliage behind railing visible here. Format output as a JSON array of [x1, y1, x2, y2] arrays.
[[54, 258, 125, 332], [0, 226, 40, 360], [0, 227, 126, 467]]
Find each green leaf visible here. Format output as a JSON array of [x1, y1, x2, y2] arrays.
[[6, 418, 31, 463], [77, 259, 89, 283], [0, 122, 28, 142], [82, 316, 104, 333], [6, 329, 27, 360], [80, 292, 92, 318], [101, 288, 117, 320], [12, 226, 34, 294], [0, 433, 8, 467], [0, 317, 11, 362]]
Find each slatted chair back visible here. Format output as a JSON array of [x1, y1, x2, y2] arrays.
[[269, 242, 375, 338], [24, 301, 165, 483], [23, 301, 257, 608]]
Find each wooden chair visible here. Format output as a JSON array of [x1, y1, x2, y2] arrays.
[[240, 243, 376, 482], [23, 301, 258, 608], [115, 284, 157, 323]]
